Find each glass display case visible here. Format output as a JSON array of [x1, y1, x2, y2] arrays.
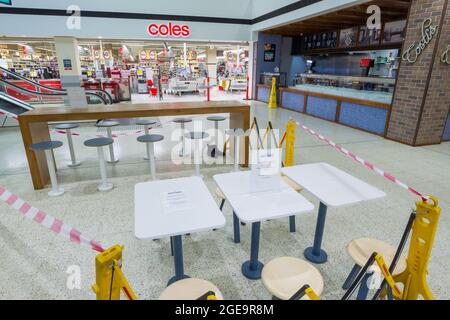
[[294, 73, 395, 93]]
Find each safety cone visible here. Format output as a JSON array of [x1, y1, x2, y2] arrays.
[[268, 76, 277, 108]]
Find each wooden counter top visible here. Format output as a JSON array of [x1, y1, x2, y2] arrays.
[[19, 100, 249, 122], [19, 101, 250, 190]]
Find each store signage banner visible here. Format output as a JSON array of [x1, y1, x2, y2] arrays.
[[402, 18, 438, 64], [147, 22, 190, 38]]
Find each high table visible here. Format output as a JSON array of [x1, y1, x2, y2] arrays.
[[213, 171, 314, 280], [18, 101, 250, 190], [134, 176, 226, 285], [281, 163, 386, 264]]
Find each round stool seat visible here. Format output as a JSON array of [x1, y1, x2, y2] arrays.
[[185, 131, 209, 140], [207, 116, 226, 122], [137, 134, 164, 143], [30, 140, 63, 151], [346, 238, 407, 275], [173, 118, 192, 124], [84, 137, 114, 147], [262, 257, 324, 300], [136, 119, 157, 126], [55, 123, 79, 130], [159, 278, 224, 300], [95, 120, 120, 128]]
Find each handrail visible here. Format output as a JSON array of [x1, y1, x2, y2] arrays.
[[0, 66, 113, 104], [0, 66, 66, 93], [0, 92, 35, 111]]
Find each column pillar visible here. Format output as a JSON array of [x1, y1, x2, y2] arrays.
[[54, 36, 87, 107], [387, 0, 450, 146]]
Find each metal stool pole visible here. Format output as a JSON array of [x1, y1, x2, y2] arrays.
[[97, 146, 112, 191], [214, 122, 219, 156], [148, 142, 156, 180], [234, 135, 240, 172], [45, 149, 64, 197], [66, 129, 80, 167], [180, 122, 186, 157], [143, 125, 150, 160], [194, 138, 201, 176]]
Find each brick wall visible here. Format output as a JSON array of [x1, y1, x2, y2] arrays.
[[415, 2, 450, 145], [387, 0, 448, 145]]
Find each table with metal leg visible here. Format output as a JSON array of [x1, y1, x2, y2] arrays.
[[168, 235, 189, 286], [281, 163, 386, 264], [304, 202, 328, 263], [241, 222, 264, 279], [213, 171, 314, 280]]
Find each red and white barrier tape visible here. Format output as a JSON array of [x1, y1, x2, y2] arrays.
[[297, 122, 428, 202], [0, 186, 105, 252]]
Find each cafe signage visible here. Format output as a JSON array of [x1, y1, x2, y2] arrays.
[[402, 18, 438, 64], [441, 45, 450, 65]]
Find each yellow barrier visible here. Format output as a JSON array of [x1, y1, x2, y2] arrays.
[[268, 77, 277, 109], [393, 196, 441, 300]]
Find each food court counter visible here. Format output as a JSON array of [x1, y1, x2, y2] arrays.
[[277, 85, 392, 136]]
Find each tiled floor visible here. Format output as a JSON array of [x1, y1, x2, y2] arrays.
[[0, 100, 448, 300]]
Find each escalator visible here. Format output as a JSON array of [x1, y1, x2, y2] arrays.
[[0, 66, 113, 105], [0, 91, 34, 115], [0, 91, 34, 126]]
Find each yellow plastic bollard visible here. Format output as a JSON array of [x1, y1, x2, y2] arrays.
[[92, 244, 138, 300], [393, 196, 441, 300], [284, 119, 296, 167]]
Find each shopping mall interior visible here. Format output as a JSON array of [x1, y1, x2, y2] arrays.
[[0, 0, 449, 304]]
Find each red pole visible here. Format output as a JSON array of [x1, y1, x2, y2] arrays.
[[207, 77, 211, 102], [245, 76, 249, 100]]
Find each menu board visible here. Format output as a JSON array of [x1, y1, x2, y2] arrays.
[[359, 26, 381, 46], [264, 43, 276, 62], [302, 31, 338, 51]]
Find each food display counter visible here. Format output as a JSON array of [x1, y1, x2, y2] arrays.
[[279, 83, 392, 136]]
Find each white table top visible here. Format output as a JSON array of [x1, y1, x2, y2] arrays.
[[213, 171, 314, 223], [134, 176, 226, 239], [281, 163, 386, 207]]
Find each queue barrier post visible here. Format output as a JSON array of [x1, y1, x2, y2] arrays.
[[268, 76, 277, 109], [393, 196, 441, 300], [92, 244, 138, 300]]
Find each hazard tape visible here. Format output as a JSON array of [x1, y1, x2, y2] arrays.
[[297, 122, 428, 202], [0, 186, 105, 252]]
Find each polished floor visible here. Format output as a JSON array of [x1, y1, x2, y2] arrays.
[[0, 100, 449, 300]]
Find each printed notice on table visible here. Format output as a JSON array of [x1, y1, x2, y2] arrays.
[[161, 190, 192, 214]]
